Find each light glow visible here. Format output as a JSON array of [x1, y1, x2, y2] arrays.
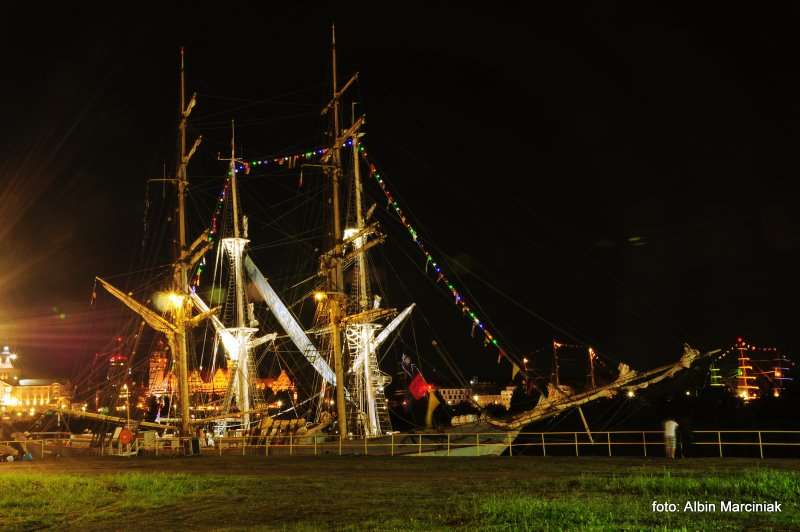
[[167, 292, 184, 308]]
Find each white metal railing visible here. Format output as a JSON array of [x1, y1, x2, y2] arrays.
[[3, 430, 798, 460], [135, 430, 800, 458]]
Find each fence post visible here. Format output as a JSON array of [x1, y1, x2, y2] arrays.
[[508, 433, 513, 457], [314, 436, 317, 457], [447, 434, 450, 457], [642, 432, 647, 457], [541, 433, 546, 457], [41, 440, 44, 459], [391, 433, 394, 457], [339, 435, 342, 456], [242, 437, 246, 456], [476, 433, 480, 456], [717, 431, 723, 458], [364, 436, 368, 456], [290, 434, 294, 456], [219, 439, 222, 456], [758, 431, 764, 459], [607, 432, 612, 457], [574, 432, 579, 456], [419, 434, 423, 456]]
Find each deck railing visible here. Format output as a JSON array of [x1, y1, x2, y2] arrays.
[[139, 429, 800, 458], [2, 430, 799, 459]]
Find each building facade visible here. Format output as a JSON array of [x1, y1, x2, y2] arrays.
[[0, 346, 72, 418]]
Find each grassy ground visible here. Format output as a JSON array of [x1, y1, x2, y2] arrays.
[[0, 456, 798, 531]]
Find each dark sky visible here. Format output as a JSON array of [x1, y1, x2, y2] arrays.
[[1, 3, 799, 382]]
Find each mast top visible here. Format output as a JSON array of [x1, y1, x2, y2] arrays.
[[230, 119, 235, 160]]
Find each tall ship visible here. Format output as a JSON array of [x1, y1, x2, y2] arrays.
[[40, 30, 718, 456]]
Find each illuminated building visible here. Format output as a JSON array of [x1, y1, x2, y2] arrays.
[[0, 345, 72, 416], [471, 386, 516, 409], [0, 346, 21, 383], [439, 383, 515, 409], [154, 367, 294, 396], [105, 351, 128, 403], [438, 388, 470, 405], [147, 341, 169, 397]]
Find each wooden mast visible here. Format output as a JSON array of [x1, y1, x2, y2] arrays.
[[218, 121, 257, 428], [552, 340, 561, 387], [328, 24, 348, 437], [352, 132, 369, 312], [96, 49, 215, 443], [173, 46, 197, 438]]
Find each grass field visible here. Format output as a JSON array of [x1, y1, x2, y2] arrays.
[[0, 456, 798, 531]]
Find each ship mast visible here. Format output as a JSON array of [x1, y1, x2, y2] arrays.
[[318, 26, 413, 438], [218, 121, 258, 428], [352, 132, 368, 311], [772, 351, 792, 398], [326, 23, 349, 437], [330, 25, 345, 295], [173, 46, 195, 438], [97, 48, 209, 440], [347, 115, 389, 437], [735, 340, 758, 402], [552, 340, 561, 387]]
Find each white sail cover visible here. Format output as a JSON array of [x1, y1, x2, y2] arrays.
[[244, 255, 337, 386]]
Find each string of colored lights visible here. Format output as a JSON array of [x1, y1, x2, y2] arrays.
[[193, 141, 356, 286], [228, 139, 355, 175], [192, 174, 230, 287], [716, 338, 786, 361], [203, 140, 512, 363], [357, 144, 513, 365], [734, 338, 780, 352]]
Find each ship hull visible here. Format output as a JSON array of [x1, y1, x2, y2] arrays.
[[282, 422, 519, 457]]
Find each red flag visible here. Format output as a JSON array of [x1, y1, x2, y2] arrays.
[[409, 373, 430, 400]]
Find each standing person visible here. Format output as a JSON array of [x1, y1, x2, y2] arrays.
[[663, 418, 679, 459]]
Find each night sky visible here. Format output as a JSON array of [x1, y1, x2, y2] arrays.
[[1, 4, 799, 383]]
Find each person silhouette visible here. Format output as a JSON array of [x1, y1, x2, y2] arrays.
[[663, 418, 678, 459]]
